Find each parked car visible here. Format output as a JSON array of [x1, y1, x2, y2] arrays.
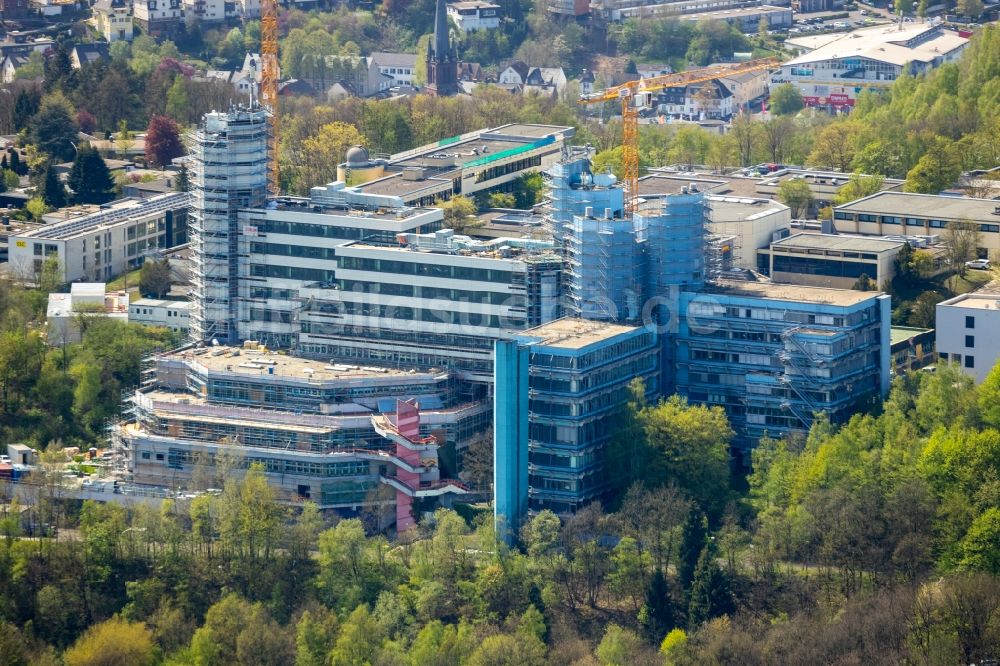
[[966, 259, 992, 270]]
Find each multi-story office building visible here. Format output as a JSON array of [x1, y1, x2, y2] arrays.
[[565, 206, 644, 322], [189, 107, 269, 344], [116, 344, 481, 521], [495, 318, 659, 530], [296, 230, 562, 382], [833, 192, 1000, 257], [8, 193, 190, 284], [237, 183, 446, 348], [936, 292, 1000, 383], [495, 155, 893, 527], [676, 281, 890, 456], [339, 124, 574, 207], [763, 233, 904, 289], [774, 23, 968, 110]]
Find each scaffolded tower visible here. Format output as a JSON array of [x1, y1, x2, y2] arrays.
[[189, 108, 269, 344]]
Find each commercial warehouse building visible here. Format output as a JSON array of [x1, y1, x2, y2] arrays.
[[773, 23, 969, 110]]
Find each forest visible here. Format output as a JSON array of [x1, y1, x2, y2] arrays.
[[3, 363, 1000, 664]]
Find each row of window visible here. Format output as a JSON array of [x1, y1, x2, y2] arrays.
[[834, 210, 1000, 234], [337, 256, 515, 284]]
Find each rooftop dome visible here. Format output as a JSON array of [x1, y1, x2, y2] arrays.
[[345, 145, 370, 166]]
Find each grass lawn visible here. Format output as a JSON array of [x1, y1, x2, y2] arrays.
[[106, 268, 142, 293], [941, 269, 993, 295], [892, 269, 993, 303]]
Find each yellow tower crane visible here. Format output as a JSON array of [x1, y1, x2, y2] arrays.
[[261, 0, 280, 194], [579, 58, 779, 214]]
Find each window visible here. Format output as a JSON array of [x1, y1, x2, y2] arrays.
[[965, 355, 975, 369], [966, 315, 975, 329], [966, 335, 975, 348]]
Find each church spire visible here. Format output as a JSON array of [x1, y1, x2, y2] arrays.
[[433, 0, 451, 61], [425, 0, 459, 96]]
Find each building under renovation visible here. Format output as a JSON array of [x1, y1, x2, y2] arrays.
[[189, 107, 269, 344], [115, 344, 479, 521]]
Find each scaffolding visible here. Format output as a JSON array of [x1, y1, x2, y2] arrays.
[[189, 108, 269, 345]]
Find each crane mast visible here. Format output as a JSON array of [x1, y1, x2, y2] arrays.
[[261, 0, 280, 194], [580, 58, 779, 214]]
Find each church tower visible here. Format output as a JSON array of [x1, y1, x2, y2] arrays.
[[425, 0, 459, 96]]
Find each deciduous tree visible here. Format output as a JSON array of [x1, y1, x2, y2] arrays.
[[139, 258, 172, 298], [777, 178, 814, 218], [63, 618, 156, 666], [145, 115, 185, 169]]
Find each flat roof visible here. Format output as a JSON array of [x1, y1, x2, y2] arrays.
[[708, 196, 788, 222], [938, 293, 1000, 311], [641, 171, 762, 198], [347, 173, 451, 199], [17, 192, 191, 241], [681, 4, 789, 19], [890, 325, 933, 346], [835, 192, 1000, 221], [448, 0, 500, 7], [131, 298, 193, 309], [783, 23, 968, 68], [522, 317, 640, 349], [342, 241, 556, 262], [178, 346, 444, 381], [270, 194, 438, 220], [708, 279, 880, 306], [772, 232, 902, 253]]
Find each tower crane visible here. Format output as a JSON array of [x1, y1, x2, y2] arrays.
[[261, 0, 280, 194], [579, 58, 779, 214]]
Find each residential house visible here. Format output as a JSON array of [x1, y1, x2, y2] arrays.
[[447, 1, 501, 31], [655, 67, 767, 119], [579, 69, 595, 95], [70, 43, 110, 69], [498, 61, 567, 96], [637, 63, 672, 78], [370, 52, 417, 87], [458, 61, 483, 81], [236, 0, 259, 18], [0, 55, 29, 84], [302, 56, 392, 98], [92, 0, 133, 42], [181, 0, 224, 22], [132, 0, 183, 37], [197, 54, 262, 97], [0, 0, 30, 20], [278, 79, 316, 97], [31, 0, 74, 17]]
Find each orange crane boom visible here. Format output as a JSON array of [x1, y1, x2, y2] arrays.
[[261, 0, 280, 194], [579, 58, 779, 214]]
